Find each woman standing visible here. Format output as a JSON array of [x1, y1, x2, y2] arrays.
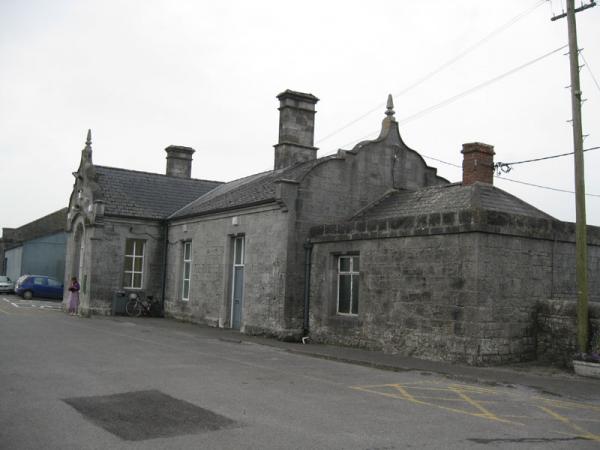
[[68, 276, 80, 316]]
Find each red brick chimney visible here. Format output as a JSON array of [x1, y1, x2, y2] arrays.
[[461, 142, 495, 185]]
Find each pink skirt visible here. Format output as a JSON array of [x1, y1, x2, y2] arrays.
[[68, 291, 80, 310]]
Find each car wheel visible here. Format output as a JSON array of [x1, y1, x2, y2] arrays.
[[23, 290, 33, 300]]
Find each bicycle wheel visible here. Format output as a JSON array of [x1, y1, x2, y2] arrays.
[[125, 300, 142, 317]]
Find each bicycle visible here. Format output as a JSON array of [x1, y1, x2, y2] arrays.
[[125, 292, 160, 317]]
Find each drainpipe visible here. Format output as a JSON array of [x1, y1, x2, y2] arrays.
[[160, 220, 169, 316], [302, 240, 313, 336]]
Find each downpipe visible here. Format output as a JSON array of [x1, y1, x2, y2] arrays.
[[160, 220, 168, 316], [302, 240, 313, 340]]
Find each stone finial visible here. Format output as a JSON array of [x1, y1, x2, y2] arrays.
[[82, 129, 93, 159], [385, 94, 395, 119]]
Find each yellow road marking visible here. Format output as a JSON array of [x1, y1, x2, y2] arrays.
[[447, 383, 499, 394], [407, 395, 496, 403], [538, 405, 600, 442], [533, 397, 600, 413], [449, 386, 522, 425], [352, 384, 523, 426], [353, 380, 600, 440]]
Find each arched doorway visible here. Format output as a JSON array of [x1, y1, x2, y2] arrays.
[[72, 223, 85, 281]]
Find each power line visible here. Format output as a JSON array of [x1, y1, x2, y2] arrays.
[[420, 154, 461, 169], [495, 175, 600, 197], [332, 44, 568, 152], [396, 45, 568, 126], [580, 51, 600, 94], [422, 146, 600, 170], [315, 0, 546, 145], [495, 145, 600, 173], [418, 153, 600, 197]]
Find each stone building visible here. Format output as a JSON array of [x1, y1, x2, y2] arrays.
[[64, 90, 600, 365], [64, 131, 221, 313]]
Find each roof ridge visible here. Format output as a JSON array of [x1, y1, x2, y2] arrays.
[[167, 170, 277, 219], [95, 165, 224, 184]]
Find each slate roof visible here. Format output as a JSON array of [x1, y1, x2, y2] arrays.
[[354, 182, 554, 221], [170, 156, 336, 219], [94, 166, 223, 220]]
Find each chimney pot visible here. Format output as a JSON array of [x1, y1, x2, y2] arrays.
[[461, 142, 495, 186], [165, 145, 195, 178]]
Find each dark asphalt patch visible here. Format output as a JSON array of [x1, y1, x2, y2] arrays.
[[64, 390, 237, 441]]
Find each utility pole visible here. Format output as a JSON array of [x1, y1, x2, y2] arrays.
[[552, 0, 595, 353]]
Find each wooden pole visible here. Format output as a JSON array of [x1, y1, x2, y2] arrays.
[[566, 0, 589, 353]]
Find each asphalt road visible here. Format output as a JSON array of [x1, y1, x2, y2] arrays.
[[1, 294, 599, 449]]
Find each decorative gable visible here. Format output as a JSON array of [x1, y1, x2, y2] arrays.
[[66, 130, 105, 230]]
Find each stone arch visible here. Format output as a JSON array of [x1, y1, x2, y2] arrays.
[[72, 222, 85, 281]]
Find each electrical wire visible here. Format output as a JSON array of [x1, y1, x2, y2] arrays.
[[496, 145, 600, 169], [420, 154, 461, 169], [397, 45, 568, 126], [495, 176, 600, 197], [422, 146, 600, 170], [580, 51, 600, 94], [332, 44, 568, 152], [315, 0, 546, 145], [417, 152, 600, 197]]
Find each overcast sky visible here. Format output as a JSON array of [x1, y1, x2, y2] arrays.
[[1, 0, 599, 232]]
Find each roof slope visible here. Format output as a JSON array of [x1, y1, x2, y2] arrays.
[[2, 208, 67, 244], [95, 166, 223, 220], [355, 182, 554, 221], [170, 157, 335, 219]]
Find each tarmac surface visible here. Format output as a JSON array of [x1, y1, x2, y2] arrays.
[[1, 294, 600, 449]]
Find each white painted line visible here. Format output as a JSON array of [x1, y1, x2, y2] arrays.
[[11, 303, 20, 308]]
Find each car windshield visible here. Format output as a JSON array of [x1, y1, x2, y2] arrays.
[[0, 276, 10, 282]]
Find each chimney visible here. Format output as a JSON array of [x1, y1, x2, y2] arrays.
[[274, 90, 319, 170], [165, 145, 195, 178], [461, 142, 495, 186]]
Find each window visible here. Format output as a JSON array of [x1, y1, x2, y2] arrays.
[[337, 255, 359, 315], [33, 277, 47, 286], [47, 278, 62, 288], [123, 239, 145, 289], [234, 236, 244, 266], [182, 241, 192, 301]]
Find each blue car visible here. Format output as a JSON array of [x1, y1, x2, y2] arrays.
[[14, 275, 64, 300]]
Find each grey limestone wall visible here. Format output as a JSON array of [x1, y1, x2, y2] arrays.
[[165, 206, 290, 335], [64, 216, 165, 315], [282, 123, 449, 334], [308, 209, 600, 365], [309, 234, 484, 363], [536, 299, 600, 366]]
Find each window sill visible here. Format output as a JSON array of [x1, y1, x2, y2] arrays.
[[327, 314, 362, 328]]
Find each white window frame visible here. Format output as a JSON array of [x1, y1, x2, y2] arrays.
[[182, 241, 192, 301], [123, 239, 145, 289], [337, 255, 359, 316]]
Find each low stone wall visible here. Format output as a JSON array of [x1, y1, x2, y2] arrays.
[[536, 299, 600, 366]]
